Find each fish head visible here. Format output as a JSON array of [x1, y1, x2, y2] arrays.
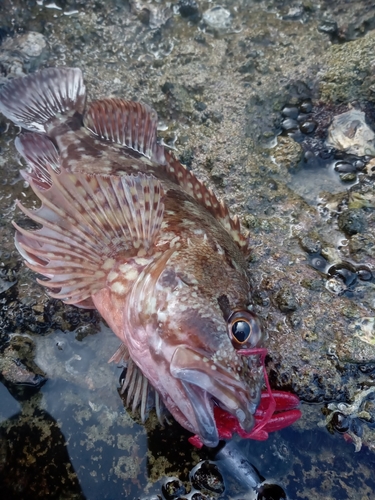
[[131, 239, 266, 447], [168, 305, 265, 447]]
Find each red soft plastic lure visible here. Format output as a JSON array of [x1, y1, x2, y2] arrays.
[[189, 348, 301, 448]]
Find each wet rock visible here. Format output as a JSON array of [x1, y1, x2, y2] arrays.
[[326, 109, 375, 156], [130, 0, 172, 29], [0, 336, 46, 388], [238, 59, 257, 74], [349, 232, 375, 261], [0, 278, 16, 294], [0, 32, 48, 80], [275, 287, 298, 313], [161, 81, 194, 117], [272, 135, 303, 173], [178, 0, 200, 22], [281, 5, 305, 21], [318, 20, 338, 36], [202, 109, 223, 124], [202, 6, 231, 31], [338, 209, 367, 236], [320, 30, 375, 103], [340, 172, 357, 182], [298, 233, 322, 254]]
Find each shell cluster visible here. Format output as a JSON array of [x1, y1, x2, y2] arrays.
[[142, 459, 287, 500], [280, 99, 375, 185], [308, 254, 373, 297]]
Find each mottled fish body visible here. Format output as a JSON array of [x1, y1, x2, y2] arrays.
[[0, 68, 265, 446]]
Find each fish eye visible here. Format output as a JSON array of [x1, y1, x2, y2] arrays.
[[231, 320, 251, 343], [227, 310, 262, 349]]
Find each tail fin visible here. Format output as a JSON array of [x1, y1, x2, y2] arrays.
[[0, 67, 86, 132]]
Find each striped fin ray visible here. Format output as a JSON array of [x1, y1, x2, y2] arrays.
[[13, 167, 165, 304], [15, 133, 61, 190], [111, 344, 165, 424], [84, 98, 165, 164], [121, 359, 165, 424], [0, 67, 86, 132]]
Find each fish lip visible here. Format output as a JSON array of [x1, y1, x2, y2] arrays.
[[170, 345, 258, 445], [181, 381, 219, 447]]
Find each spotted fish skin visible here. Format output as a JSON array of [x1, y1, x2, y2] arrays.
[[0, 67, 265, 447]]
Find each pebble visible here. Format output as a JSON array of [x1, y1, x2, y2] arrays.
[[318, 21, 338, 35], [275, 287, 298, 313], [326, 109, 375, 156], [338, 209, 367, 236], [202, 6, 231, 30], [0, 32, 48, 78], [339, 172, 357, 182]]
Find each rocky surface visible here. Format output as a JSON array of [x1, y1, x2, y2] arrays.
[[1, 0, 375, 499]]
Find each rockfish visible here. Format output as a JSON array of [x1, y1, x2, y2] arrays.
[[0, 67, 265, 447]]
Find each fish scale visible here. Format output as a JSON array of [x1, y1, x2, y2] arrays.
[[0, 66, 266, 447]]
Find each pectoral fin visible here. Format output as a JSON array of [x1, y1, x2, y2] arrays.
[[14, 167, 165, 304]]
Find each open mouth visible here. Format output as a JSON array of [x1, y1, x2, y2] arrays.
[[170, 346, 262, 447]]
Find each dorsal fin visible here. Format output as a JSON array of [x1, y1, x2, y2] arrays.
[[83, 98, 165, 164], [13, 168, 165, 305], [15, 133, 60, 190], [163, 150, 250, 254], [0, 67, 86, 132]]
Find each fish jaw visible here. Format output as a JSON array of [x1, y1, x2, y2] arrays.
[[170, 345, 262, 447]]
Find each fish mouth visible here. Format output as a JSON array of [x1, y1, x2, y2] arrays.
[[170, 346, 260, 447]]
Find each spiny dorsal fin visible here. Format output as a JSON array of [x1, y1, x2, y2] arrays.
[[15, 133, 60, 190], [0, 67, 86, 132], [13, 168, 165, 304], [83, 98, 165, 164], [164, 150, 250, 254]]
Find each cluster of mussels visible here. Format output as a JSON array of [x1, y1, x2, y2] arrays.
[[143, 460, 286, 500], [280, 99, 316, 137], [308, 253, 373, 297], [280, 98, 373, 184]]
